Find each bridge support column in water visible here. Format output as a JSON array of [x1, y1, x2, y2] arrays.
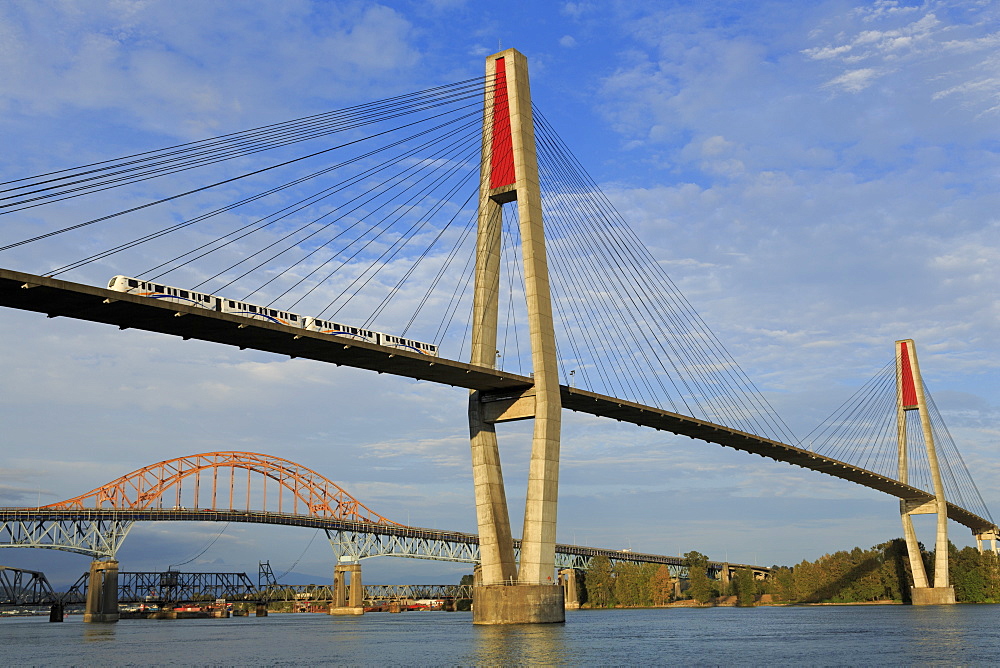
[[83, 559, 119, 623], [896, 339, 955, 605], [468, 48, 564, 624], [330, 563, 364, 615], [559, 569, 580, 610]]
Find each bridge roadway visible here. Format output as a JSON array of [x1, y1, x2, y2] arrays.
[[0, 508, 760, 574], [0, 268, 994, 535]]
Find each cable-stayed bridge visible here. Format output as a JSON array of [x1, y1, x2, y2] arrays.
[[0, 48, 994, 620], [0, 267, 991, 535]]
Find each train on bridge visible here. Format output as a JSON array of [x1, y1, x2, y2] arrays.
[[108, 276, 439, 357]]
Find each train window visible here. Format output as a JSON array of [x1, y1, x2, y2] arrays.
[[248, 305, 257, 313], [179, 291, 188, 299], [155, 285, 164, 292], [228, 301, 235, 307], [290, 315, 297, 321], [127, 279, 138, 288]]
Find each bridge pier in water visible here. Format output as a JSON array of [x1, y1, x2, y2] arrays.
[[83, 559, 119, 623], [468, 48, 564, 624], [329, 563, 364, 615], [559, 569, 580, 610]]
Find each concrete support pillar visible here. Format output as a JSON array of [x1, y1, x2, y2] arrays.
[[467, 47, 564, 627], [255, 603, 268, 617], [48, 602, 64, 622], [83, 559, 119, 623], [333, 566, 347, 607], [348, 565, 363, 608], [330, 564, 364, 615], [896, 339, 955, 605], [500, 49, 562, 590], [720, 563, 731, 593], [559, 569, 580, 610], [468, 144, 517, 587], [975, 531, 998, 556]]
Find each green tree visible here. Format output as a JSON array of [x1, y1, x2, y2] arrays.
[[650, 565, 674, 606], [951, 544, 990, 603], [614, 563, 657, 607], [684, 551, 711, 604], [585, 555, 616, 607], [734, 566, 756, 606], [766, 566, 795, 602]]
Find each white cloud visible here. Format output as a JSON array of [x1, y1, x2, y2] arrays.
[[823, 67, 881, 92]]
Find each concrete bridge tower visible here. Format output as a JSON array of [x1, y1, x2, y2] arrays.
[[468, 48, 564, 624], [896, 339, 956, 605]]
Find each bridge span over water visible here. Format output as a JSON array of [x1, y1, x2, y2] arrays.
[[0, 451, 763, 578], [0, 268, 992, 537]]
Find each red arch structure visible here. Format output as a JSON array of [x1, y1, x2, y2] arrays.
[[43, 452, 399, 526]]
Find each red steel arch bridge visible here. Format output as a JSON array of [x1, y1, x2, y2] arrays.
[[0, 452, 758, 578]]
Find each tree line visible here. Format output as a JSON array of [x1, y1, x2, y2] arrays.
[[574, 540, 1000, 606], [767, 539, 1000, 604], [578, 551, 758, 607]]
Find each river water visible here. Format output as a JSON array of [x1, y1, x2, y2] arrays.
[[4, 605, 999, 665]]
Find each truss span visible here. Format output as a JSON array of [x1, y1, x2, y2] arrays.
[[44, 452, 399, 526]]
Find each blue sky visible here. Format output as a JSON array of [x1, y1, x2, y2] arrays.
[[1, 0, 998, 586]]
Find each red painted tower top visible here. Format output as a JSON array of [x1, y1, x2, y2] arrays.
[[489, 57, 516, 190], [899, 340, 919, 410]]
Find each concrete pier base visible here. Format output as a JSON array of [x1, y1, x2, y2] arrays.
[[48, 602, 64, 622], [472, 584, 564, 624], [911, 586, 956, 605], [255, 603, 268, 617], [328, 606, 365, 615], [83, 559, 119, 623], [329, 563, 364, 615]]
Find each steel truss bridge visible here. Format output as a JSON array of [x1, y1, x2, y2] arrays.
[[263, 583, 474, 603], [0, 508, 755, 579], [0, 268, 993, 537], [0, 450, 760, 578], [64, 570, 258, 605], [0, 565, 61, 606]]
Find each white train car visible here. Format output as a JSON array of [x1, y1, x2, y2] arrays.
[[219, 298, 306, 328], [108, 276, 440, 357], [379, 333, 439, 357], [108, 276, 221, 310], [303, 317, 378, 345]]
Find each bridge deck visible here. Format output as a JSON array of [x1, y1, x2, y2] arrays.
[[0, 508, 758, 572], [0, 268, 994, 534]]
